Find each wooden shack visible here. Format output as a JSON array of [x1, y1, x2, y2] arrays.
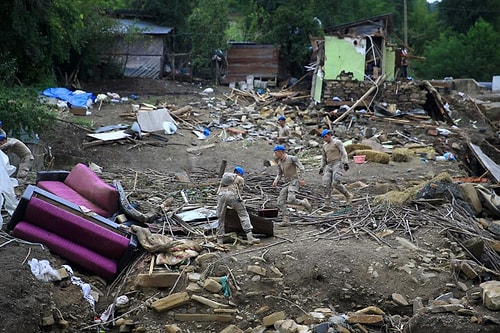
[[220, 43, 280, 87]]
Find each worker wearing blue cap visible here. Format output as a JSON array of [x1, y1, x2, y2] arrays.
[[319, 129, 352, 207], [272, 145, 312, 226], [0, 134, 34, 185], [275, 115, 291, 143], [216, 166, 260, 245]]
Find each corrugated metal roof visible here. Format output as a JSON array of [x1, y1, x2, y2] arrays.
[[326, 13, 393, 35], [116, 19, 173, 35]]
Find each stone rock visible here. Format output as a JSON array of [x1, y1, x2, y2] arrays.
[[263, 311, 286, 327], [274, 318, 298, 333], [204, 278, 223, 293], [457, 183, 482, 215], [164, 324, 182, 333], [392, 293, 409, 306], [480, 280, 500, 310], [220, 324, 244, 333], [247, 265, 267, 276]]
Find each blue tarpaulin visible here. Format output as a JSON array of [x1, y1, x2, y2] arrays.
[[42, 88, 95, 108]]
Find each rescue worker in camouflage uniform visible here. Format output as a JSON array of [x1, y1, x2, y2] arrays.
[[275, 115, 291, 143], [319, 129, 353, 207], [0, 134, 34, 185], [272, 145, 312, 226], [216, 166, 260, 245]]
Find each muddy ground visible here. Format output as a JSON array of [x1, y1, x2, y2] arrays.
[[0, 78, 499, 333]]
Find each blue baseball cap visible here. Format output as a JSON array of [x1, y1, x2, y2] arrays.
[[277, 115, 286, 122], [273, 145, 286, 152], [234, 166, 244, 176], [321, 129, 331, 138]]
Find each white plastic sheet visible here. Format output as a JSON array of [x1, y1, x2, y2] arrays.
[[0, 150, 19, 227], [163, 121, 177, 134]]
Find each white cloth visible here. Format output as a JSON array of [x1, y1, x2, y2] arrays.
[[0, 150, 19, 227], [28, 258, 61, 282]]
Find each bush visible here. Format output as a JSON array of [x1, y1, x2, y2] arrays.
[[0, 87, 57, 137]]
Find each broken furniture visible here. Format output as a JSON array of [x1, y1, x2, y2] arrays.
[[7, 185, 139, 280], [224, 207, 275, 236], [36, 163, 119, 218]]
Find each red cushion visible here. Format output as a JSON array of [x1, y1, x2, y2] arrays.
[[37, 181, 111, 217], [13, 221, 118, 280], [24, 197, 129, 259], [37, 163, 119, 217]]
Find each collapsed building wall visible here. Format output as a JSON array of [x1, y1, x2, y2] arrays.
[[322, 79, 427, 111]]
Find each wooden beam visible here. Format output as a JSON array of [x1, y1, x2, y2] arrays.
[[333, 74, 386, 124]]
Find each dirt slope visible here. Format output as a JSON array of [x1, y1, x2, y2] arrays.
[[1, 78, 499, 333]]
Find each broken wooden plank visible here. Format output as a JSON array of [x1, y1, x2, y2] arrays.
[[134, 272, 180, 288], [191, 294, 229, 309], [333, 74, 386, 124], [150, 292, 190, 313], [224, 208, 274, 236], [186, 143, 215, 152], [173, 313, 232, 322], [171, 105, 193, 116], [468, 143, 500, 183], [82, 139, 107, 148]]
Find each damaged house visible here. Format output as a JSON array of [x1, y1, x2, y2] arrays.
[[100, 18, 173, 79], [309, 13, 454, 125], [217, 42, 281, 88]]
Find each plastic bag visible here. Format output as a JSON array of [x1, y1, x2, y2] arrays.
[[163, 121, 177, 135]]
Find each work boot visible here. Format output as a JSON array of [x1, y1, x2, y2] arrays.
[[302, 198, 312, 212], [345, 192, 353, 205], [276, 215, 290, 227], [246, 232, 260, 245]]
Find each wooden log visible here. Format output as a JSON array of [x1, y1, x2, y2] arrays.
[[191, 294, 229, 309], [173, 313, 232, 322], [134, 272, 180, 288], [186, 143, 215, 152], [150, 292, 190, 313], [333, 74, 386, 124], [171, 105, 192, 116]]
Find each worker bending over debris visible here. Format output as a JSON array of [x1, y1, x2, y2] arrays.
[[216, 166, 260, 245]]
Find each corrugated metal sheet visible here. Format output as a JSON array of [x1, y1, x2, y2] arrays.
[[325, 13, 393, 36], [105, 20, 171, 79], [103, 22, 170, 79], [115, 19, 173, 35], [223, 44, 279, 84]]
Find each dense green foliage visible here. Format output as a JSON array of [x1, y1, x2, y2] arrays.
[[0, 88, 57, 137], [187, 0, 229, 72], [0, 0, 499, 85], [0, 0, 117, 87]]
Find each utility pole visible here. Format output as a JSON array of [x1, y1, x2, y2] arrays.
[[403, 0, 408, 47]]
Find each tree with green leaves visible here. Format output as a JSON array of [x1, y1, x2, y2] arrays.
[[0, 0, 117, 86], [187, 0, 229, 75], [403, 0, 440, 55], [412, 19, 500, 81], [438, 0, 500, 33]]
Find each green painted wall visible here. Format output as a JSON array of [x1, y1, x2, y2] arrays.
[[383, 46, 395, 80], [324, 36, 366, 81]]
